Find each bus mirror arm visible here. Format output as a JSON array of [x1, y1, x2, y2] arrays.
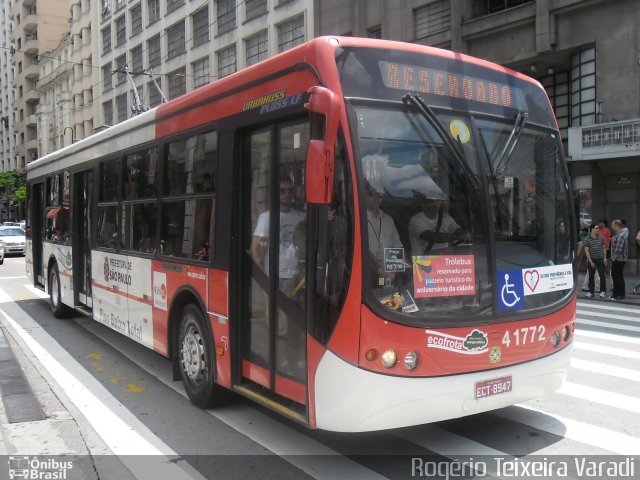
[[305, 86, 340, 205]]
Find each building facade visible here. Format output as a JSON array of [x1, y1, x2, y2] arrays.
[[93, 0, 313, 129], [315, 0, 640, 273], [10, 0, 69, 168], [1, 0, 15, 174]]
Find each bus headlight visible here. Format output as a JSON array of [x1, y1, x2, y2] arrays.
[[404, 351, 418, 371], [550, 331, 561, 348], [381, 349, 397, 368]]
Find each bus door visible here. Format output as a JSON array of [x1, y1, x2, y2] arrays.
[[240, 120, 310, 410], [31, 183, 45, 287], [72, 170, 93, 309]]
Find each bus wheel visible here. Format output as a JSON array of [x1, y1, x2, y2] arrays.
[[178, 304, 221, 408], [49, 263, 69, 318]]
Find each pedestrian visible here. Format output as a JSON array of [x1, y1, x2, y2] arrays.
[[556, 221, 570, 264], [598, 219, 613, 287], [584, 223, 606, 299], [576, 227, 588, 273], [609, 219, 628, 300]]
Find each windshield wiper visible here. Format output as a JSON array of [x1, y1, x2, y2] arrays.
[[492, 111, 528, 176], [402, 94, 478, 188], [478, 129, 507, 231]]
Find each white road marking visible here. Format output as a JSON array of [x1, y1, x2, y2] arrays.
[[575, 329, 640, 345], [25, 284, 49, 299], [0, 288, 206, 480], [574, 341, 640, 360], [75, 317, 389, 480], [571, 358, 640, 382], [576, 301, 640, 313], [576, 309, 640, 323], [558, 382, 640, 414], [495, 405, 640, 455], [0, 276, 28, 280], [575, 319, 640, 333]]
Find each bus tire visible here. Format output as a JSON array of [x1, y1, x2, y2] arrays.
[[177, 303, 223, 408], [49, 263, 70, 318]]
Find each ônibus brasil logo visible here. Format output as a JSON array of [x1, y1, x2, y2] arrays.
[[8, 456, 73, 479]]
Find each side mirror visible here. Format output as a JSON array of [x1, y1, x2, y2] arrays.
[[304, 86, 340, 204]]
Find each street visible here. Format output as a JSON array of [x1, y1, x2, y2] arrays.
[[0, 256, 639, 479]]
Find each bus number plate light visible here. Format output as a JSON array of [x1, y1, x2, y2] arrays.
[[474, 375, 512, 400]]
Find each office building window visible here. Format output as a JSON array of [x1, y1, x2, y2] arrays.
[[116, 0, 126, 11], [130, 44, 143, 74], [217, 44, 236, 78], [278, 15, 305, 52], [367, 25, 382, 38], [540, 70, 570, 143], [193, 57, 210, 88], [245, 0, 267, 22], [148, 34, 161, 68], [102, 0, 112, 20], [570, 47, 596, 127], [131, 3, 142, 36], [217, 0, 236, 35], [192, 8, 210, 47], [116, 55, 127, 85], [167, 0, 184, 14], [103, 100, 113, 126], [148, 79, 163, 107], [148, 0, 160, 25], [103, 64, 113, 91], [471, 0, 533, 18], [168, 67, 186, 99], [167, 21, 186, 59], [117, 93, 128, 122], [246, 30, 268, 66], [414, 1, 450, 39], [115, 15, 126, 46], [102, 26, 111, 54]]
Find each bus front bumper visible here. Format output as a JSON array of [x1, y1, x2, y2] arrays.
[[313, 343, 572, 432]]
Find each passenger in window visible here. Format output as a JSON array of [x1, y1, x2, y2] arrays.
[[251, 177, 304, 291], [409, 193, 471, 255], [195, 242, 209, 261], [365, 183, 403, 286]]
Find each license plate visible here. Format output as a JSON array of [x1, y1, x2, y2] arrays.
[[474, 375, 512, 399]]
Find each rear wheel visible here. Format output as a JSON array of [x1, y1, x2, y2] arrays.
[[49, 263, 70, 318], [177, 303, 227, 408]]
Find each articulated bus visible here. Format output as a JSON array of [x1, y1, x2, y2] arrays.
[[26, 37, 575, 432]]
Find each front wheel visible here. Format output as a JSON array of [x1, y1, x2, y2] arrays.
[[177, 304, 226, 408], [49, 263, 70, 318]]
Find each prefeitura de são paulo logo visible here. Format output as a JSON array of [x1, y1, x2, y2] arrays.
[[103, 257, 110, 282]]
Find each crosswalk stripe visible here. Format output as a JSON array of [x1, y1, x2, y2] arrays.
[[558, 382, 640, 414], [397, 425, 509, 457], [575, 329, 640, 345], [570, 358, 640, 382], [576, 301, 640, 313], [576, 309, 640, 323], [575, 318, 640, 333], [495, 405, 640, 455], [574, 341, 640, 360]]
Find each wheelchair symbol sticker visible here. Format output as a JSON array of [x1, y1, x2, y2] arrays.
[[498, 270, 524, 312]]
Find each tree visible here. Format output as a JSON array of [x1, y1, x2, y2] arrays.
[[0, 171, 26, 220]]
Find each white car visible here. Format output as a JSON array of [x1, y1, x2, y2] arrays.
[[0, 226, 26, 256]]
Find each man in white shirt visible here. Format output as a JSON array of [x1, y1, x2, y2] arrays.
[[251, 178, 305, 285], [366, 184, 404, 283], [409, 196, 470, 255]]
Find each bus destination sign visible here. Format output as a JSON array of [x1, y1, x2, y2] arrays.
[[379, 61, 518, 108]]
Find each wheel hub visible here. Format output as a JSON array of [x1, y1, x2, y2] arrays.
[[180, 325, 204, 384]]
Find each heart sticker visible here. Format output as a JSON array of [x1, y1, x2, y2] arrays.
[[524, 270, 539, 292]]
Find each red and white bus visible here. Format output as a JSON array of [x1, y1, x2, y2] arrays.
[[26, 37, 575, 432]]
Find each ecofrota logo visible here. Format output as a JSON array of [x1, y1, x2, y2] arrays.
[[8, 456, 73, 479]]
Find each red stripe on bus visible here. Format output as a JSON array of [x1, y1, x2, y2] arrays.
[[242, 360, 270, 389], [91, 281, 154, 306], [275, 374, 306, 406]]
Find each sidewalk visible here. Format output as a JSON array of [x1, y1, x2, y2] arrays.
[[576, 271, 640, 306]]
